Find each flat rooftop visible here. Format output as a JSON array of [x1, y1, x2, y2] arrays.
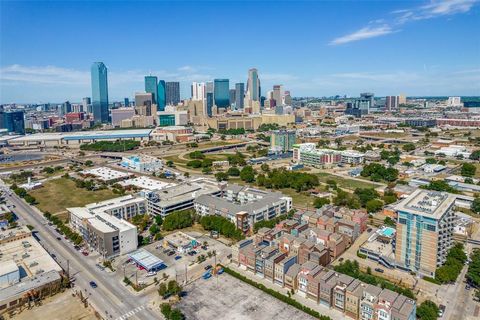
[[82, 167, 131, 181], [119, 176, 173, 191], [0, 270, 61, 301], [394, 189, 456, 219], [0, 227, 62, 279], [10, 129, 152, 142]]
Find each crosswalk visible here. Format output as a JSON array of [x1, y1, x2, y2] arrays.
[[114, 305, 146, 320]]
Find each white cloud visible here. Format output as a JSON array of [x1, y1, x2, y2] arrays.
[[0, 64, 90, 85], [329, 25, 394, 45], [330, 0, 477, 45]]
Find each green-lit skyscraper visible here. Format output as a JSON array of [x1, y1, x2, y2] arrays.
[[145, 76, 158, 104], [91, 62, 109, 123], [214, 79, 229, 108], [157, 80, 166, 111]]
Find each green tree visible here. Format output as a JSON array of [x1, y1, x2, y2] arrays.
[[354, 188, 380, 207], [365, 199, 384, 213], [314, 197, 330, 209], [162, 210, 194, 231], [402, 143, 416, 152], [215, 172, 229, 181], [416, 300, 439, 320], [461, 163, 476, 177], [227, 167, 240, 176], [240, 166, 255, 183], [260, 163, 270, 172], [470, 150, 480, 161], [189, 151, 205, 159], [471, 197, 480, 214]]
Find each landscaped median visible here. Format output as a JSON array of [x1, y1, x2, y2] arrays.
[[221, 265, 332, 320]]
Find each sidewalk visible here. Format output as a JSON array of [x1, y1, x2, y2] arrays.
[[227, 262, 346, 320]]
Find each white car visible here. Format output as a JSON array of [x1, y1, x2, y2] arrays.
[[146, 271, 157, 277]]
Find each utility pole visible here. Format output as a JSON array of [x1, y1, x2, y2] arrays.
[[67, 259, 70, 278], [135, 270, 138, 288]]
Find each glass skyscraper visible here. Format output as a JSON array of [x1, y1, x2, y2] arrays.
[[214, 79, 229, 108], [247, 68, 260, 102], [165, 82, 180, 106], [157, 80, 166, 111], [235, 83, 245, 109], [91, 62, 109, 123], [206, 92, 213, 117], [0, 110, 25, 135], [145, 76, 158, 104]]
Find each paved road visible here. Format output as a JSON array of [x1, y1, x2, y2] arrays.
[[1, 183, 161, 320]]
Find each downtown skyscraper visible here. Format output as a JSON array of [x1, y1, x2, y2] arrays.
[[157, 80, 166, 111], [91, 62, 109, 123], [214, 79, 229, 108], [235, 83, 244, 109], [246, 68, 260, 103], [145, 76, 158, 104], [166, 82, 180, 106]]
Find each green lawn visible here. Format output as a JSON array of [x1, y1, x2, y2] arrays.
[[316, 172, 381, 190], [29, 177, 117, 215]]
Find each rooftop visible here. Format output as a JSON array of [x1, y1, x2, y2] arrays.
[[394, 189, 456, 219], [119, 176, 174, 191], [82, 167, 131, 181]]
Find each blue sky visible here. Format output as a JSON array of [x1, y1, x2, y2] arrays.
[[1, 0, 479, 103]]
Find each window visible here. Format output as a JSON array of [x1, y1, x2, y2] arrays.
[[398, 218, 407, 225], [425, 224, 436, 231]]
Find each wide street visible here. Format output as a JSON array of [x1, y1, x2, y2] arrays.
[[1, 181, 161, 320]]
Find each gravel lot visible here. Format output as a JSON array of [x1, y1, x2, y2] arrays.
[[178, 273, 316, 320]]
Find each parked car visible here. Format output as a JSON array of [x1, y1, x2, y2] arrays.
[[374, 268, 384, 273], [146, 271, 157, 277], [167, 251, 175, 256], [175, 256, 182, 260], [82, 251, 89, 256], [74, 245, 80, 251], [89, 281, 98, 288], [201, 245, 208, 250], [204, 265, 212, 270], [56, 237, 61, 241], [438, 305, 446, 317]]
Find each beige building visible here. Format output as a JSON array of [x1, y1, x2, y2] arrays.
[[394, 190, 456, 277]]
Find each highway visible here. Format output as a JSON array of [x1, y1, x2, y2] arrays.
[[1, 182, 161, 320]]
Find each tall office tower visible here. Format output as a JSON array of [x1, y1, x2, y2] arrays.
[[272, 85, 284, 106], [447, 96, 461, 107], [166, 82, 180, 106], [60, 101, 72, 116], [0, 110, 25, 135], [398, 94, 406, 105], [191, 82, 206, 101], [124, 98, 130, 107], [135, 93, 154, 116], [235, 83, 245, 109], [214, 79, 230, 108], [395, 190, 455, 277], [229, 89, 236, 107], [385, 96, 399, 110], [270, 130, 296, 153], [283, 91, 292, 106], [91, 62, 109, 123], [206, 92, 214, 117], [157, 80, 166, 111], [360, 92, 375, 108], [145, 76, 158, 104], [206, 81, 214, 94], [82, 97, 91, 113], [246, 68, 260, 103]]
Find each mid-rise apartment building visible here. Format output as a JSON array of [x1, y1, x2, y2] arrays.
[[394, 190, 456, 277]]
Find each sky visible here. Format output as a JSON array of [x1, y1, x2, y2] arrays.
[[0, 0, 479, 103]]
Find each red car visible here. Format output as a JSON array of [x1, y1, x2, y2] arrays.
[[82, 251, 89, 256]]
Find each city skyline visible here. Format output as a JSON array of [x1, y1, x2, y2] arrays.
[[1, 0, 479, 103]]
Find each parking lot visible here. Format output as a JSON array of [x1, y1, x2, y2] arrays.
[[178, 272, 316, 320], [114, 231, 232, 287]]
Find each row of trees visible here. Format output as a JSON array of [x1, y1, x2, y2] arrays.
[[361, 163, 399, 182], [80, 140, 140, 152], [162, 210, 194, 231], [43, 212, 83, 245], [200, 215, 244, 241], [11, 184, 37, 205], [467, 249, 480, 301], [256, 168, 320, 192], [435, 243, 467, 284]]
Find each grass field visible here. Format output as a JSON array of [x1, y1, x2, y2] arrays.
[[29, 177, 117, 216], [316, 172, 381, 190]]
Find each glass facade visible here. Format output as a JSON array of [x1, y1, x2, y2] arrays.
[[165, 82, 180, 106], [214, 79, 229, 108], [157, 80, 166, 111], [91, 62, 109, 123], [235, 82, 245, 109], [159, 114, 175, 127], [0, 111, 25, 134], [206, 92, 213, 117], [145, 76, 158, 104]]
